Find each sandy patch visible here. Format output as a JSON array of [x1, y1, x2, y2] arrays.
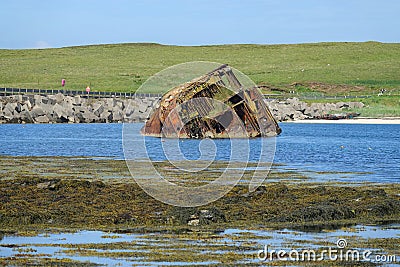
[[285, 118, 400, 124]]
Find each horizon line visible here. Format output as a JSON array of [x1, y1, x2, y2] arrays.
[[1, 40, 397, 50]]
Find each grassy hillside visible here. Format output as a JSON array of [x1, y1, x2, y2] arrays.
[[1, 42, 400, 94]]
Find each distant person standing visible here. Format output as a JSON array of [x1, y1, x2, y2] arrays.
[[61, 79, 66, 94]]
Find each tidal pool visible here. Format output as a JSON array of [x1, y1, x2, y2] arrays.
[[1, 225, 398, 266]]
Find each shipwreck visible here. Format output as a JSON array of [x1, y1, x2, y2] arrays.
[[141, 64, 281, 138]]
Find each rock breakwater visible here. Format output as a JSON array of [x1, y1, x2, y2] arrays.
[[0, 94, 364, 124], [267, 97, 365, 121], [0, 94, 158, 123]]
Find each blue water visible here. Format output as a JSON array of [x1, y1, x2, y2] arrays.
[[277, 123, 400, 182], [0, 123, 399, 183]]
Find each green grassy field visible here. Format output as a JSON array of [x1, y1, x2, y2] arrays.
[[1, 42, 400, 94]]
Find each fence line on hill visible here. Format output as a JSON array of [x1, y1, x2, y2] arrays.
[[263, 94, 373, 100], [0, 87, 376, 100], [0, 87, 163, 99]]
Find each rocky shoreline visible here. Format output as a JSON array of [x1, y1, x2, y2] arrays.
[[0, 94, 364, 124], [268, 97, 364, 121], [1, 156, 399, 231], [0, 94, 158, 124]]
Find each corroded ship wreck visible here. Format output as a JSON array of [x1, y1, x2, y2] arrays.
[[141, 64, 281, 138]]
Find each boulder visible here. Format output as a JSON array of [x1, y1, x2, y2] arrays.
[[100, 110, 112, 122], [11, 95, 23, 102], [325, 103, 338, 112], [2, 109, 13, 120], [47, 94, 57, 102], [335, 102, 344, 109], [65, 95, 75, 104], [130, 109, 144, 122], [341, 103, 350, 109], [33, 95, 43, 105], [30, 106, 46, 118], [40, 103, 53, 116], [74, 106, 97, 122], [35, 115, 50, 123], [355, 102, 365, 109], [41, 96, 50, 104], [123, 103, 136, 117], [106, 98, 115, 110], [8, 114, 20, 123], [4, 102, 17, 115], [21, 104, 29, 112], [112, 105, 124, 121], [116, 100, 124, 110], [61, 100, 74, 111], [303, 106, 314, 118], [278, 106, 293, 121], [143, 99, 153, 108], [25, 99, 32, 110], [19, 111, 34, 123], [348, 102, 365, 109], [112, 110, 124, 122], [46, 97, 56, 105], [138, 102, 148, 113], [54, 93, 65, 104], [85, 112, 98, 123], [293, 110, 306, 120], [73, 105, 88, 113], [93, 103, 105, 117], [74, 112, 85, 123], [52, 103, 68, 121], [125, 113, 141, 122], [73, 95, 82, 105]]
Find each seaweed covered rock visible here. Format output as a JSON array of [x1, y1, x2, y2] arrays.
[[167, 207, 226, 226], [141, 64, 281, 138]]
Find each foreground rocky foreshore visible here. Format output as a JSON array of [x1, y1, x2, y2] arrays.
[[1, 155, 399, 267], [0, 94, 364, 124], [1, 156, 399, 231]]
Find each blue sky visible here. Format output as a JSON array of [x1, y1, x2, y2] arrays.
[[1, 0, 399, 49]]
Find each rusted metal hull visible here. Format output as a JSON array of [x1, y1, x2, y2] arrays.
[[141, 64, 281, 138]]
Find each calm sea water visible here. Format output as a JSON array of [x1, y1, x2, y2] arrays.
[[0, 123, 399, 183]]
